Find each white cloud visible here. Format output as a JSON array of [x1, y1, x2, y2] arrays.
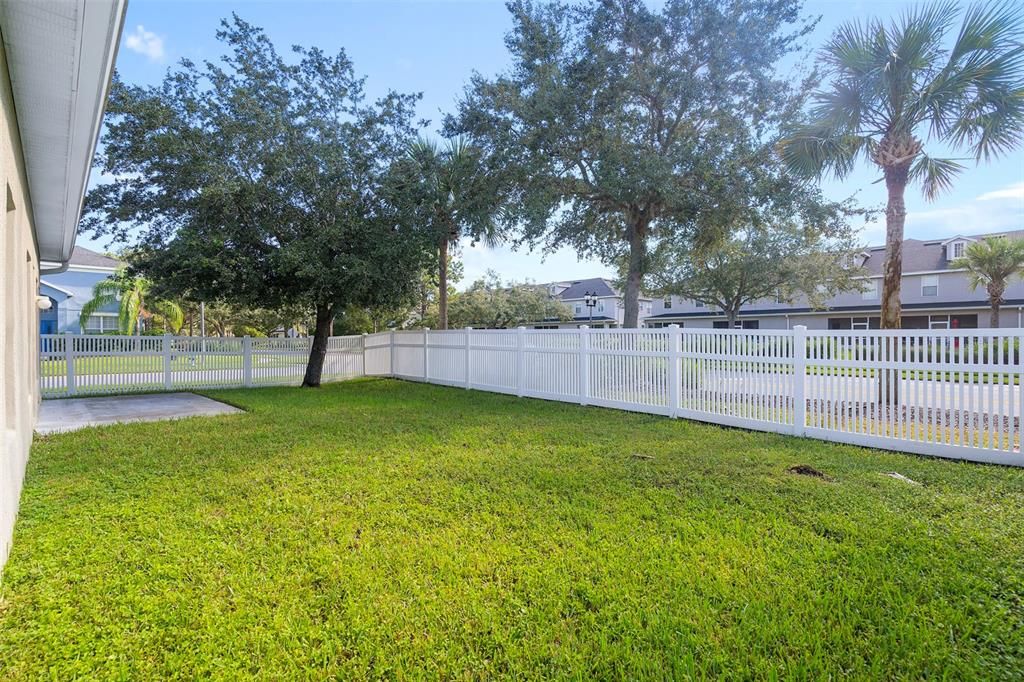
[[124, 25, 165, 62], [976, 182, 1024, 202], [853, 180, 1024, 247]]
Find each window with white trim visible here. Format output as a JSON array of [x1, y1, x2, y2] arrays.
[[84, 314, 118, 334], [929, 315, 950, 329], [921, 275, 938, 297], [861, 280, 878, 300], [663, 296, 672, 308], [694, 300, 705, 308], [951, 241, 965, 259]]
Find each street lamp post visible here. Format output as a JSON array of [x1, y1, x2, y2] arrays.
[[584, 292, 597, 324]]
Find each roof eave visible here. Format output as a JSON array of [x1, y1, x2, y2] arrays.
[[0, 0, 127, 266]]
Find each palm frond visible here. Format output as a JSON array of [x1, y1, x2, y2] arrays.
[[151, 299, 185, 333], [908, 153, 965, 199], [777, 125, 870, 180], [77, 279, 121, 331]]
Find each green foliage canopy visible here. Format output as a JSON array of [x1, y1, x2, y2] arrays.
[[447, 0, 818, 326], [81, 16, 435, 384]]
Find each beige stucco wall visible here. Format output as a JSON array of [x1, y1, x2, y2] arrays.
[[0, 34, 40, 572]]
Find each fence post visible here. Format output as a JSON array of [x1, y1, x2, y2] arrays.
[[668, 324, 681, 418], [423, 328, 430, 383], [242, 336, 253, 387], [579, 325, 590, 406], [1019, 332, 1023, 452], [464, 327, 473, 389], [516, 326, 525, 397], [64, 335, 76, 396], [163, 334, 173, 391], [360, 333, 367, 377], [793, 325, 807, 436], [390, 330, 396, 377]]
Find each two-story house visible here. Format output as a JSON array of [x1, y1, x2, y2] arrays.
[[38, 246, 121, 334], [532, 277, 653, 329], [643, 230, 1024, 330]]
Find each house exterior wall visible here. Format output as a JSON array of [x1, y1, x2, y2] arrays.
[[646, 265, 1024, 329], [0, 39, 40, 570], [40, 267, 120, 334]]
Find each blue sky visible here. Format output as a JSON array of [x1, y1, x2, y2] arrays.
[[88, 0, 1023, 287]]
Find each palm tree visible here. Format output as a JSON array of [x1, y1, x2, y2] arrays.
[[953, 236, 1024, 328], [79, 271, 184, 335], [780, 2, 1024, 329], [405, 137, 503, 330]]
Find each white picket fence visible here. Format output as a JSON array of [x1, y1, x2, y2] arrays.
[[39, 334, 365, 396], [41, 326, 1024, 466], [367, 325, 1023, 467]]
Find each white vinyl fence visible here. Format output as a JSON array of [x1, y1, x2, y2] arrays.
[[370, 326, 1023, 467], [40, 334, 364, 396], [41, 326, 1023, 466]]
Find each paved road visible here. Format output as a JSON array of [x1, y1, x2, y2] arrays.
[[696, 372, 1021, 418]]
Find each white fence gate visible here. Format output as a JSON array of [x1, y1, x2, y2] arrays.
[[40, 326, 1023, 466]]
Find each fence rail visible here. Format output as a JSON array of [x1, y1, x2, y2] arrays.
[[40, 326, 1023, 466]]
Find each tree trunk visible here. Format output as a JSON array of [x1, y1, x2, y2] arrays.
[[726, 309, 738, 328], [302, 304, 335, 387], [623, 213, 649, 328], [879, 164, 909, 405], [880, 167, 908, 329], [438, 236, 449, 330], [989, 284, 1004, 328]]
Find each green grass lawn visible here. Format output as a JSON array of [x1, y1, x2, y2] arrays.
[[2, 379, 1023, 678]]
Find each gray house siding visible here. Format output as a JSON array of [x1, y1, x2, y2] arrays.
[[644, 231, 1024, 330]]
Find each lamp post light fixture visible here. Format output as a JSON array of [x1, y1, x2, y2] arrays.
[[583, 291, 597, 323]]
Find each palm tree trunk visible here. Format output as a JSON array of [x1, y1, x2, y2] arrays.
[[302, 304, 335, 387], [438, 236, 449, 330], [879, 165, 909, 405], [623, 212, 649, 328], [990, 303, 1000, 329]]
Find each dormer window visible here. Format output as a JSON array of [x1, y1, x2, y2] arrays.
[[943, 236, 974, 261]]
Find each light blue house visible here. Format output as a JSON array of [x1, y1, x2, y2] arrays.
[[38, 246, 121, 334]]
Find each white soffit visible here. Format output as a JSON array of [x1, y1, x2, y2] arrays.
[[0, 0, 126, 265]]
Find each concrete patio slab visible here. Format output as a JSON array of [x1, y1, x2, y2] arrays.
[[36, 393, 243, 435]]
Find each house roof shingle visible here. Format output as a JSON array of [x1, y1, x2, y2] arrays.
[[553, 277, 618, 300], [862, 229, 1024, 276], [68, 246, 120, 269]]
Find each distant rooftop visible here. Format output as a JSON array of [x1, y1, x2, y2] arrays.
[[68, 246, 120, 270], [861, 229, 1024, 276]]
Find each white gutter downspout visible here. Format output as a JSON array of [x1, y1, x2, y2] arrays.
[[39, 261, 70, 275]]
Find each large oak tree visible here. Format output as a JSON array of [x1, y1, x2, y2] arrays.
[[447, 0, 817, 327], [82, 16, 434, 385]]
